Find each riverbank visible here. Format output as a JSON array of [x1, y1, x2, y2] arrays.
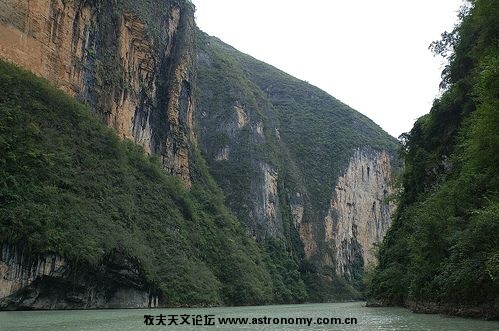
[[367, 299, 499, 320]]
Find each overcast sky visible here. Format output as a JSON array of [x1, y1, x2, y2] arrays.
[[191, 0, 463, 138]]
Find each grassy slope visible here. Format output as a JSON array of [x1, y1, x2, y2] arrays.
[[0, 60, 274, 306]]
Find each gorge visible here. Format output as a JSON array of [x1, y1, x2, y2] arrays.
[[0, 0, 399, 309]]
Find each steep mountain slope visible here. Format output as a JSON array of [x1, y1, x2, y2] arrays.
[[367, 0, 499, 319], [196, 33, 398, 298], [0, 60, 275, 308], [0, 0, 196, 183], [1, 0, 398, 308]]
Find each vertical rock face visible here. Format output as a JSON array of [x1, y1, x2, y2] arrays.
[[0, 244, 66, 301], [323, 148, 394, 279], [0, 0, 195, 185], [0, 0, 94, 96], [288, 148, 395, 276], [0, 243, 159, 309], [112, 11, 157, 151], [258, 163, 282, 237]]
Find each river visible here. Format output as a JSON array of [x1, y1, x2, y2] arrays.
[[1, 302, 498, 330]]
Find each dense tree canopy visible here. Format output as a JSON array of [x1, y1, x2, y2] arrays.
[[368, 0, 499, 317]]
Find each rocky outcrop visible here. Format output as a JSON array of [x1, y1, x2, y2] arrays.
[[111, 11, 157, 150], [215, 146, 230, 161], [323, 148, 394, 279], [0, 243, 66, 301], [0, 0, 195, 186], [0, 0, 94, 97], [290, 147, 394, 276], [0, 243, 159, 309], [258, 163, 282, 237]]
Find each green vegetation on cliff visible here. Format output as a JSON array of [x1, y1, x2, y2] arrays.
[[0, 0, 399, 308], [195, 32, 398, 301], [197, 33, 397, 222], [368, 0, 499, 317], [0, 60, 274, 306]]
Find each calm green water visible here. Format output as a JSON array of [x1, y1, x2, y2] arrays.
[[1, 302, 498, 331]]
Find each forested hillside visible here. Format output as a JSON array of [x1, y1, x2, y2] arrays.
[[367, 0, 499, 319], [0, 61, 276, 306]]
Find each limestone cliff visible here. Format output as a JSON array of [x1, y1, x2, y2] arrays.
[[0, 243, 159, 309], [196, 33, 399, 298], [286, 148, 395, 280], [0, 0, 195, 185], [258, 162, 282, 237], [323, 148, 394, 279]]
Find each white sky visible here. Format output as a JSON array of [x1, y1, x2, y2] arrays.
[[191, 0, 463, 138]]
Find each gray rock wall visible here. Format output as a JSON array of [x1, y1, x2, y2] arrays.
[[323, 148, 395, 278], [0, 243, 159, 309]]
